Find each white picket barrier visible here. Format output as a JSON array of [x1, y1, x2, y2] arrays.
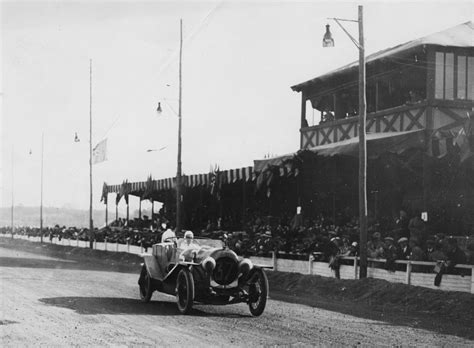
[[2, 234, 472, 293]]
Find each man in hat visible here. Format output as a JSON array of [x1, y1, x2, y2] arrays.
[[383, 236, 398, 272], [397, 237, 410, 260], [424, 237, 436, 261]]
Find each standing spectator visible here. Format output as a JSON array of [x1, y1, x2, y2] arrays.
[[408, 212, 426, 244], [396, 210, 410, 239]]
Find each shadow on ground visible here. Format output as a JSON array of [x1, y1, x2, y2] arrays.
[[39, 296, 250, 318]]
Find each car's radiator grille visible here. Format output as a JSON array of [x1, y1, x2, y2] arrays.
[[212, 257, 239, 285]]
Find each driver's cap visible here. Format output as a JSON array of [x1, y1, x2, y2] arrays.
[[184, 231, 194, 239]]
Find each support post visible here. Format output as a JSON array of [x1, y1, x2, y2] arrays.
[[406, 261, 412, 285], [105, 198, 108, 226], [308, 254, 313, 275], [272, 251, 277, 271], [139, 199, 142, 220], [354, 257, 359, 279]]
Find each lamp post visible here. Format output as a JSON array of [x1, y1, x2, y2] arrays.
[[324, 5, 367, 278], [156, 19, 184, 234], [89, 59, 94, 249]]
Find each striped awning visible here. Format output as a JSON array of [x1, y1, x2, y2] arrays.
[[104, 166, 254, 200]]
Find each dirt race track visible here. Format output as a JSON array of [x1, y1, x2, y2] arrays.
[[1, 241, 473, 347]]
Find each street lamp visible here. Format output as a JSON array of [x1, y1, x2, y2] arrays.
[[323, 5, 367, 278], [156, 19, 184, 234]]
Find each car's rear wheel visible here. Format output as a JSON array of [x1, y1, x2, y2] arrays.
[[138, 265, 153, 302], [248, 268, 268, 316], [176, 268, 194, 314]]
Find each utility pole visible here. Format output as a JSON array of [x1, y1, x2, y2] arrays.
[[89, 59, 94, 249], [357, 5, 368, 278], [176, 19, 183, 234]]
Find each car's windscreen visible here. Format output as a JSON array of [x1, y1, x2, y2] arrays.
[[178, 238, 223, 249]]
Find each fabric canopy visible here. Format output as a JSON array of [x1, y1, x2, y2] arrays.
[[254, 129, 426, 172]]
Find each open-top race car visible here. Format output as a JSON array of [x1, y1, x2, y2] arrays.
[[138, 234, 269, 316]]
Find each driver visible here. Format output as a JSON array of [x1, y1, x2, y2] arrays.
[[180, 231, 199, 249]]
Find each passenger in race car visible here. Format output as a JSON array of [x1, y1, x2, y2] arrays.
[[161, 226, 176, 243]]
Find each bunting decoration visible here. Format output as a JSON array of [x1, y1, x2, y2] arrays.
[[453, 112, 473, 162], [100, 182, 108, 204]]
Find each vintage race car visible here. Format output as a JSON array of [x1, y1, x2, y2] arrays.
[[138, 236, 269, 316]]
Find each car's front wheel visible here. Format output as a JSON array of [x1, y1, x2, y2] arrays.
[[176, 268, 194, 314], [138, 265, 153, 302], [248, 268, 268, 316]]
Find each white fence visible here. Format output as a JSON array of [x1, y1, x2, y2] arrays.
[[3, 234, 473, 294]]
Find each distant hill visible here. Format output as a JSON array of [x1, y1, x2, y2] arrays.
[[0, 206, 112, 228]]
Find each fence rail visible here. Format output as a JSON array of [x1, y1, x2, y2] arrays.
[[2, 234, 473, 294]]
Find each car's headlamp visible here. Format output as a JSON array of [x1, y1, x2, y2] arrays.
[[202, 256, 216, 273], [238, 259, 253, 276]]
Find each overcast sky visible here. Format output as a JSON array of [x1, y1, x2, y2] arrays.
[[1, 0, 472, 213]]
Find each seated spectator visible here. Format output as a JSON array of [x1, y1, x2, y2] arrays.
[[445, 238, 467, 273], [383, 236, 398, 272], [397, 237, 410, 260], [424, 238, 436, 261], [428, 240, 447, 262], [465, 242, 474, 265], [367, 232, 384, 258]]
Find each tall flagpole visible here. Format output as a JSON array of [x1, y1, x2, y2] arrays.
[[176, 19, 183, 233], [40, 132, 44, 243], [89, 59, 94, 249], [11, 147, 14, 239]]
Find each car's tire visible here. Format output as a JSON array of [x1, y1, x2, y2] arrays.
[[176, 268, 194, 314], [138, 265, 153, 302], [248, 268, 268, 317]]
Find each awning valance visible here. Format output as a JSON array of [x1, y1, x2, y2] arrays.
[[254, 129, 426, 173]]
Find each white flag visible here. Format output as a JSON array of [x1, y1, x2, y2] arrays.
[[92, 139, 107, 164]]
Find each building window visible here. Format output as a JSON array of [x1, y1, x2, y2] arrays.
[[457, 55, 466, 99], [468, 57, 474, 100], [436, 51, 473, 101], [435, 52, 444, 99], [445, 53, 454, 100]]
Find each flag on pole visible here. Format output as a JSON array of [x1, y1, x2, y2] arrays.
[[92, 139, 107, 164]]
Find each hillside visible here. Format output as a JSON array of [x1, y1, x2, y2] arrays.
[[0, 206, 112, 228]]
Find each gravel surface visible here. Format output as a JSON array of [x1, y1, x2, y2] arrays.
[[1, 239, 473, 347]]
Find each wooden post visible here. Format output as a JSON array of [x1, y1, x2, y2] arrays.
[[126, 202, 129, 223], [470, 267, 474, 294], [354, 257, 359, 279], [105, 198, 108, 226], [115, 199, 118, 221], [104, 237, 107, 251], [406, 261, 412, 285], [139, 199, 142, 220], [308, 254, 313, 275], [272, 251, 277, 271]]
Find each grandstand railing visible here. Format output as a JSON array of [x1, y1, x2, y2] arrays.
[[3, 233, 473, 294]]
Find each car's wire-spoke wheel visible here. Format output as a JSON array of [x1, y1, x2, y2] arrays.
[[138, 265, 153, 302], [248, 268, 268, 316], [176, 268, 194, 314]]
